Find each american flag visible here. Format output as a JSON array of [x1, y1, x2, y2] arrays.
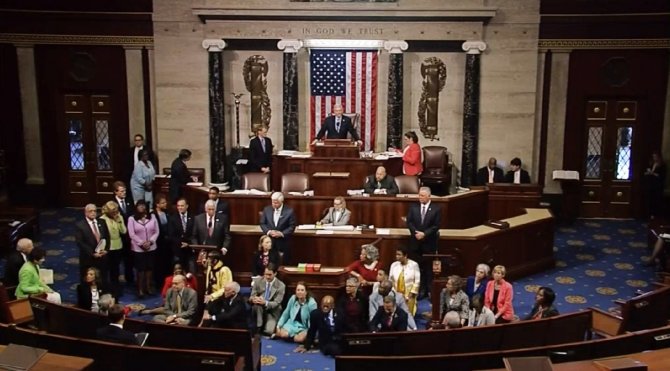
[[310, 49, 378, 151]]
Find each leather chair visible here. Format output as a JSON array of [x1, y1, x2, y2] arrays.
[[421, 146, 451, 194], [395, 175, 420, 194], [281, 172, 310, 193], [241, 172, 271, 192], [343, 112, 361, 137]]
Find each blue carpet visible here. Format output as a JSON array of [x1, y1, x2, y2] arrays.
[[0, 211, 658, 370]]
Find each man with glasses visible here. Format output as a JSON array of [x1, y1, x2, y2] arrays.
[[319, 196, 351, 226], [153, 274, 197, 325]]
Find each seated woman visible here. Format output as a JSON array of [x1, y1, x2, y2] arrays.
[[467, 294, 495, 327], [439, 275, 470, 327], [465, 263, 490, 301], [347, 244, 381, 296], [15, 247, 61, 304], [252, 235, 280, 277], [76, 267, 113, 312], [484, 265, 515, 324], [525, 286, 559, 320], [160, 263, 197, 299], [319, 196, 351, 226], [275, 281, 317, 343]]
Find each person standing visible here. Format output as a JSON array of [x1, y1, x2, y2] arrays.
[[248, 125, 273, 174], [644, 151, 666, 219], [100, 201, 127, 298], [75, 204, 110, 285], [400, 131, 423, 176], [111, 181, 134, 286], [168, 198, 194, 271], [169, 149, 192, 205], [260, 192, 296, 264], [313, 104, 361, 144], [127, 200, 159, 298], [152, 194, 172, 289], [389, 247, 421, 316], [130, 149, 156, 208], [192, 200, 232, 256], [406, 186, 441, 299], [3, 238, 34, 287]]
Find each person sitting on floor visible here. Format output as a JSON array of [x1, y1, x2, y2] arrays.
[[76, 267, 113, 313], [250, 263, 286, 336], [274, 281, 318, 343], [369, 279, 417, 330], [467, 294, 495, 327], [369, 295, 408, 333], [152, 274, 197, 325], [200, 281, 248, 330], [160, 263, 197, 300], [336, 277, 368, 333], [525, 286, 559, 320], [442, 310, 463, 329], [295, 295, 344, 357]]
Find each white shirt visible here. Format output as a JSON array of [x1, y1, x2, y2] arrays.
[[389, 259, 421, 296], [133, 146, 143, 166], [514, 170, 521, 184], [488, 168, 495, 183], [273, 206, 283, 226]]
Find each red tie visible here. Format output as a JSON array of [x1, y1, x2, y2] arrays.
[[90, 220, 100, 243], [207, 218, 213, 237], [386, 312, 393, 327]]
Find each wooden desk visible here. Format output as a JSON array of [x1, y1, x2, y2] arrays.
[[272, 155, 402, 196], [183, 186, 489, 229], [0, 344, 93, 371], [277, 266, 349, 302], [486, 184, 542, 220], [226, 208, 554, 285]]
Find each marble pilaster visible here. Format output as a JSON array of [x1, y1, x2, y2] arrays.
[[124, 46, 145, 143], [460, 41, 486, 187], [16, 44, 44, 184], [278, 39, 303, 150], [202, 39, 227, 183], [383, 41, 408, 149]]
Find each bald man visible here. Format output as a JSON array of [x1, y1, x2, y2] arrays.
[[313, 104, 361, 143], [476, 157, 504, 185], [3, 238, 34, 286], [364, 166, 399, 195], [296, 295, 344, 356]]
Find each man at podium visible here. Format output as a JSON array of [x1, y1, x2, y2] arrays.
[[313, 104, 361, 144]]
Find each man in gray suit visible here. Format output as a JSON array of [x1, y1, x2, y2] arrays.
[[319, 196, 351, 226], [249, 263, 285, 335], [153, 274, 197, 325], [368, 279, 417, 330], [260, 192, 296, 264]]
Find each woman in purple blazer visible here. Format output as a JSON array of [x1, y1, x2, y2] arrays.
[[127, 200, 159, 298]]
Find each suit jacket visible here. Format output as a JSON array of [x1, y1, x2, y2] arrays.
[[96, 324, 138, 345], [75, 218, 111, 271], [402, 143, 423, 176], [406, 201, 442, 254], [248, 136, 273, 172], [15, 261, 52, 298], [251, 249, 280, 277], [76, 283, 111, 311], [464, 276, 489, 301], [168, 211, 194, 258], [164, 287, 198, 322], [320, 207, 351, 226], [208, 294, 248, 329], [112, 195, 135, 222], [197, 199, 230, 218], [3, 251, 27, 287], [484, 279, 515, 321], [369, 307, 408, 332], [303, 308, 345, 352], [316, 115, 359, 141], [250, 277, 286, 314], [259, 206, 296, 254], [336, 291, 368, 333], [363, 175, 399, 195], [191, 213, 231, 250], [504, 169, 531, 184], [169, 158, 190, 203], [476, 166, 504, 185]]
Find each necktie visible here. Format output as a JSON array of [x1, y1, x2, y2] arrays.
[[336, 119, 341, 132], [261, 138, 266, 152], [264, 282, 271, 301], [176, 292, 182, 314], [91, 220, 100, 242], [181, 213, 187, 232], [119, 199, 126, 214], [207, 218, 213, 237], [386, 312, 393, 327], [273, 209, 280, 226], [421, 205, 427, 223]]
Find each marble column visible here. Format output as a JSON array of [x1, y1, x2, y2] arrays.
[[278, 39, 303, 150], [460, 41, 487, 188], [124, 46, 145, 143], [202, 39, 227, 184], [383, 41, 408, 149], [16, 44, 44, 184]]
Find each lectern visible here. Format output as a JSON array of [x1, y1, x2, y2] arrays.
[[314, 139, 359, 158]]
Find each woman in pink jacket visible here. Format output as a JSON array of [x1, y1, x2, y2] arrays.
[[484, 265, 514, 323], [127, 200, 159, 298]]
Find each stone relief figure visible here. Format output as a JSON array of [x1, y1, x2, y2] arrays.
[[418, 57, 447, 141], [243, 55, 271, 134]]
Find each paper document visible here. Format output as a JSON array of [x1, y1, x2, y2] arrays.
[[316, 230, 334, 235], [298, 224, 317, 230], [235, 159, 248, 165], [552, 170, 580, 180], [39, 268, 54, 284], [324, 225, 355, 231], [95, 239, 107, 253], [135, 332, 150, 347], [376, 228, 391, 235]]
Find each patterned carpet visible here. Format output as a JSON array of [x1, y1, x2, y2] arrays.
[[0, 209, 659, 370]]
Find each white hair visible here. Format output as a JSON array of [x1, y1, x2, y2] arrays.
[[271, 192, 284, 202], [226, 281, 241, 294], [205, 199, 217, 208]]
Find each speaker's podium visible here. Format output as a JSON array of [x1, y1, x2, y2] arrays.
[[314, 139, 360, 158]]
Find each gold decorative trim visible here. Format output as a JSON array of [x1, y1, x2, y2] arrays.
[[0, 33, 153, 46], [539, 38, 670, 50]]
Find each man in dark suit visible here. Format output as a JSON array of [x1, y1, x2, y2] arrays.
[[200, 281, 248, 329], [111, 180, 134, 286], [363, 166, 399, 195], [476, 157, 505, 185], [296, 295, 344, 356], [191, 200, 232, 255], [369, 295, 409, 332], [198, 186, 229, 218], [248, 125, 273, 173], [169, 198, 195, 272], [249, 264, 286, 335], [127, 134, 156, 183], [2, 238, 34, 287], [75, 204, 111, 285], [96, 304, 139, 345], [504, 157, 531, 184], [260, 192, 297, 264], [313, 104, 361, 143], [406, 186, 442, 299], [169, 149, 192, 205]]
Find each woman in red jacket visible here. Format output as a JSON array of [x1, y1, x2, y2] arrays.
[[484, 265, 515, 324], [400, 131, 423, 176]]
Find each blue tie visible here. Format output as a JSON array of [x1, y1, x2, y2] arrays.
[[264, 282, 271, 301]]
